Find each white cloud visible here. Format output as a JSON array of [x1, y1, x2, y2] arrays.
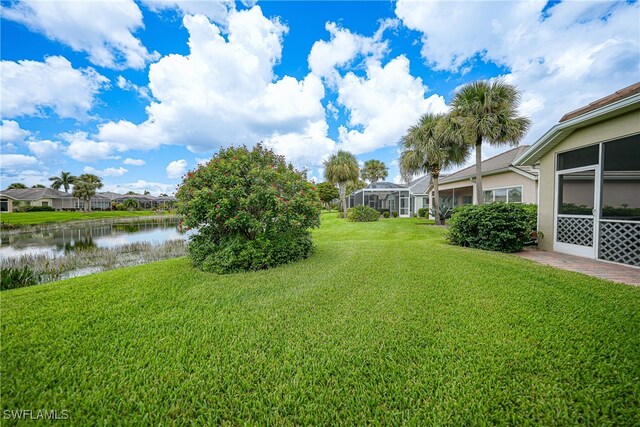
[[102, 179, 176, 196], [0, 153, 39, 169], [1, 56, 108, 120], [71, 7, 336, 166], [308, 20, 394, 85], [166, 159, 188, 179], [395, 0, 640, 151], [63, 131, 123, 162], [123, 158, 145, 166], [27, 139, 63, 159], [116, 76, 151, 100], [306, 21, 449, 156], [2, 0, 159, 69], [141, 0, 235, 24], [1, 169, 51, 188], [0, 120, 30, 142], [83, 166, 128, 177]]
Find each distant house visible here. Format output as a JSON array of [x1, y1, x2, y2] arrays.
[[434, 146, 538, 208], [346, 176, 434, 218], [514, 82, 640, 267], [0, 188, 177, 213], [0, 188, 76, 212], [98, 192, 177, 209]]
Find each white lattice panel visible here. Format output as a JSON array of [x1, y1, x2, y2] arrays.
[[599, 221, 640, 267], [557, 217, 593, 247]]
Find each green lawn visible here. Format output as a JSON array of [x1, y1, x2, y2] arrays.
[[0, 210, 160, 226], [2, 214, 639, 424]]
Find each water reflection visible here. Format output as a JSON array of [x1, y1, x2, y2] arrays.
[[0, 218, 184, 260]]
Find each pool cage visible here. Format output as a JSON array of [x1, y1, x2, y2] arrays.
[[347, 182, 414, 217]]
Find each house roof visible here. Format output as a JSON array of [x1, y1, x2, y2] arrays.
[[515, 83, 640, 166], [560, 82, 640, 122], [408, 174, 432, 195], [365, 182, 405, 189], [0, 187, 73, 200], [439, 146, 532, 184]]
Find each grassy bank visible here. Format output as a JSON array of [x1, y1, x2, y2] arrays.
[[2, 215, 639, 424], [0, 210, 161, 227]]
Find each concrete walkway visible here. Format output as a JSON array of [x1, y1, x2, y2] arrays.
[[515, 249, 640, 286]]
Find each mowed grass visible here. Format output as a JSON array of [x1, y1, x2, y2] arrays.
[[2, 214, 639, 424], [0, 210, 159, 226]]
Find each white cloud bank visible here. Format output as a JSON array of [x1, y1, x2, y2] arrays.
[[1, 56, 108, 120], [395, 0, 640, 155], [65, 6, 336, 167], [2, 0, 159, 69], [308, 21, 448, 155]]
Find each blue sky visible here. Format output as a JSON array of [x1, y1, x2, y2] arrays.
[[1, 0, 639, 195]]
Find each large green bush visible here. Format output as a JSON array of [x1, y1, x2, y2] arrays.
[[176, 144, 321, 274], [448, 203, 536, 253], [347, 206, 380, 222]]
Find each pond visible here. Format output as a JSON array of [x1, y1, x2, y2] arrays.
[[0, 217, 185, 260]]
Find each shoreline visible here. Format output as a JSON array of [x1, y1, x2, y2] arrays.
[[0, 213, 181, 235]]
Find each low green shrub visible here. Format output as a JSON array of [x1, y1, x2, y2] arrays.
[[347, 206, 380, 222], [188, 229, 313, 274], [417, 207, 429, 218], [448, 203, 535, 253], [377, 208, 390, 216], [24, 206, 55, 212], [1, 266, 40, 290], [392, 211, 398, 218], [383, 211, 390, 218]]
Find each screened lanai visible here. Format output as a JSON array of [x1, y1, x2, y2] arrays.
[[347, 182, 413, 217]]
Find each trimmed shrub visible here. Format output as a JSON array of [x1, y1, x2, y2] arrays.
[[176, 144, 322, 274], [24, 206, 55, 212], [347, 206, 380, 222], [448, 203, 535, 253], [1, 266, 40, 290], [382, 211, 390, 218], [417, 207, 429, 218], [392, 211, 398, 218]]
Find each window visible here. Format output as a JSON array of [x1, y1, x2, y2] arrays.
[[558, 170, 594, 215], [42, 201, 49, 207], [422, 197, 429, 206], [483, 186, 523, 203], [557, 144, 599, 170], [0, 199, 8, 212], [601, 135, 640, 220]]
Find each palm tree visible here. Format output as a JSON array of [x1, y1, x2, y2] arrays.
[[400, 113, 469, 225], [361, 159, 388, 184], [71, 174, 103, 212], [49, 171, 77, 193], [324, 150, 359, 218], [451, 80, 531, 205]]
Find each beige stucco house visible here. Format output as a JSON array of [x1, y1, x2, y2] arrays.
[[427, 146, 539, 213], [514, 82, 640, 267]]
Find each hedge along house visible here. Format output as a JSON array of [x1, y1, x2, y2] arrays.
[[427, 146, 539, 213], [514, 82, 640, 267]]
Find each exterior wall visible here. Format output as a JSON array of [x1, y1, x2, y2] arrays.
[[439, 171, 537, 204], [29, 198, 54, 207], [536, 109, 640, 251]]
